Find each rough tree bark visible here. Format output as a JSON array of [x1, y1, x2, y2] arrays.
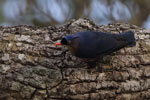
[[0, 18, 150, 100]]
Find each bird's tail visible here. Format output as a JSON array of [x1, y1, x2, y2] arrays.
[[120, 31, 136, 47]]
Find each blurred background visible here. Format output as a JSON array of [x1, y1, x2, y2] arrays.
[[0, 0, 150, 28]]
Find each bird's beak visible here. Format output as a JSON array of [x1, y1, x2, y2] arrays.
[[54, 42, 62, 46]]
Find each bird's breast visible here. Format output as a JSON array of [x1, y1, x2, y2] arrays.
[[68, 46, 78, 56]]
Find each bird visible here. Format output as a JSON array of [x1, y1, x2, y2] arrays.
[[54, 31, 136, 59]]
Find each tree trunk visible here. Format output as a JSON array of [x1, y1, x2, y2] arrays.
[[0, 18, 150, 100]]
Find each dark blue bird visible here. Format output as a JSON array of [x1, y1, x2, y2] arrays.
[[55, 31, 136, 58]]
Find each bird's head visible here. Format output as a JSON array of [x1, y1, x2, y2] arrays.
[[54, 35, 76, 46], [54, 35, 79, 55]]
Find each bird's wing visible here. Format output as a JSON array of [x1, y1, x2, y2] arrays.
[[94, 35, 117, 56], [76, 32, 117, 58], [95, 34, 129, 56]]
